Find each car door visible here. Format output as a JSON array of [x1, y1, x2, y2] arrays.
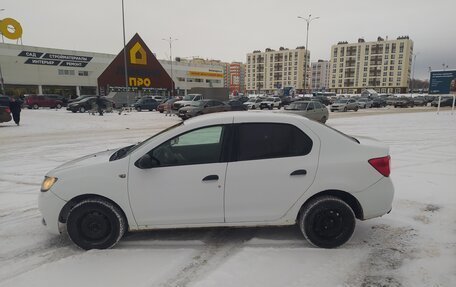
[[306, 102, 318, 120], [128, 125, 229, 226], [225, 121, 319, 222]]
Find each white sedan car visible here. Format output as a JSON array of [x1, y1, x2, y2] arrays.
[[39, 112, 394, 250]]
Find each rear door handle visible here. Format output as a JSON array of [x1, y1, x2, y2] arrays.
[[202, 175, 219, 181], [290, 169, 307, 176]]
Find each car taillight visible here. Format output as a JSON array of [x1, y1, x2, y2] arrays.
[[368, 156, 390, 177], [6, 107, 11, 113]]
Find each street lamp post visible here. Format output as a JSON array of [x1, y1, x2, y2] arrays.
[[410, 53, 418, 95], [121, 0, 128, 90], [162, 37, 178, 97], [298, 14, 319, 95]]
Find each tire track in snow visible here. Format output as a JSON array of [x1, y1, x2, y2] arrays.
[[159, 228, 257, 287], [344, 224, 417, 287]]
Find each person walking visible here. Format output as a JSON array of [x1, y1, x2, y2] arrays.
[[95, 96, 104, 116], [9, 97, 22, 126]]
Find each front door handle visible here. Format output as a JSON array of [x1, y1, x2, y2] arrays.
[[202, 175, 219, 181], [290, 169, 307, 176]]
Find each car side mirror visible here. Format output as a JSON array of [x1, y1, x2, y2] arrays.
[[135, 154, 159, 169]]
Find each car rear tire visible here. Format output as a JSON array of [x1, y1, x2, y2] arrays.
[[354, 106, 359, 112], [343, 107, 347, 112], [299, 196, 355, 248], [33, 104, 39, 109], [79, 107, 86, 113], [67, 198, 126, 250], [136, 107, 142, 112], [56, 104, 62, 109]]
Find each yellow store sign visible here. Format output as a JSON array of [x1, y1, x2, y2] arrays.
[[188, 71, 224, 78]]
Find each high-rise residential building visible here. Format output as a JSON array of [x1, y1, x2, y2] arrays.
[[311, 60, 331, 91], [329, 36, 413, 94], [225, 62, 245, 95], [246, 46, 310, 94]]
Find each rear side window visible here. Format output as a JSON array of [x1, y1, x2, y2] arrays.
[[237, 123, 313, 161]]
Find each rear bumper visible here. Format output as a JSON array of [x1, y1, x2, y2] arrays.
[[353, 177, 394, 220]]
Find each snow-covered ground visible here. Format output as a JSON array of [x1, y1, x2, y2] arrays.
[[0, 109, 455, 287]]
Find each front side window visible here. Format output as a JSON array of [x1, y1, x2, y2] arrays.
[[237, 123, 313, 161], [150, 126, 225, 167]]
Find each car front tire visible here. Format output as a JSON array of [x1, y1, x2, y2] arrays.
[[66, 198, 126, 250], [299, 196, 355, 248], [79, 107, 86, 113]]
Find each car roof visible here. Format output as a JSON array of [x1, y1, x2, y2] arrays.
[[184, 111, 309, 127]]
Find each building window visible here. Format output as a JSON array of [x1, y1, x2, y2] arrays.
[[78, 71, 89, 76], [58, 69, 75, 76]]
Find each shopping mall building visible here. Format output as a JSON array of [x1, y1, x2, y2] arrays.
[[0, 34, 230, 98]]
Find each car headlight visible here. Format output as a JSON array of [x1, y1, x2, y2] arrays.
[[41, 176, 58, 192]]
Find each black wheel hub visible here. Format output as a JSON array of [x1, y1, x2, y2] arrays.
[[79, 211, 111, 241], [313, 209, 344, 239]]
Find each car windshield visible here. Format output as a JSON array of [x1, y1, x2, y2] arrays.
[[265, 97, 275, 101], [182, 95, 193, 101], [286, 102, 308, 110], [255, 98, 263, 103]]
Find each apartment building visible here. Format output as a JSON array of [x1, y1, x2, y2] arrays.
[[224, 62, 245, 95], [246, 46, 310, 94], [311, 60, 331, 91], [329, 36, 413, 94]]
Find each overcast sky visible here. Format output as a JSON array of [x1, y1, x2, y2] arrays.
[[2, 0, 455, 79]]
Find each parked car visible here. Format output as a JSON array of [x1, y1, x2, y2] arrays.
[[66, 97, 115, 113], [330, 99, 359, 112], [243, 97, 264, 110], [157, 98, 179, 113], [279, 96, 296, 107], [412, 97, 427, 107], [178, 99, 230, 119], [312, 96, 331, 106], [38, 112, 394, 250], [394, 97, 414, 108], [386, 96, 399, 106], [132, 98, 159, 111], [226, 100, 248, 111], [173, 94, 203, 110], [357, 98, 373, 109], [282, 101, 329, 123], [45, 94, 69, 106], [260, 97, 282, 109], [68, 95, 94, 104], [24, 94, 64, 109], [0, 95, 12, 123], [371, 98, 387, 108], [431, 97, 455, 107]]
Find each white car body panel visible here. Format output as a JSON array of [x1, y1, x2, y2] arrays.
[[128, 163, 226, 226], [225, 116, 319, 222], [38, 112, 394, 235]]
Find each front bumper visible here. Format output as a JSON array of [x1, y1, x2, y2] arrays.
[[38, 190, 67, 235]]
